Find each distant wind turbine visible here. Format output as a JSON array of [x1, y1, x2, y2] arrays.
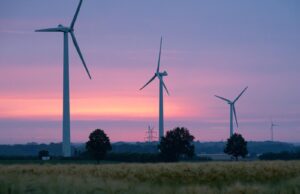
[[140, 37, 169, 141], [36, 0, 91, 157], [270, 120, 279, 142], [215, 87, 248, 137]]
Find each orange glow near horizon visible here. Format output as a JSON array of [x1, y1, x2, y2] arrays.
[[0, 64, 216, 121], [0, 96, 192, 120]]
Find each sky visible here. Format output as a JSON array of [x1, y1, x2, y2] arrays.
[[0, 0, 300, 144]]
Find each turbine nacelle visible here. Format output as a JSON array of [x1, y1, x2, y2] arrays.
[[59, 25, 70, 32], [157, 71, 168, 77], [271, 121, 279, 128], [57, 24, 72, 32]]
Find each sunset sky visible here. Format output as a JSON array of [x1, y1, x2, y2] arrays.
[[1, 0, 300, 144]]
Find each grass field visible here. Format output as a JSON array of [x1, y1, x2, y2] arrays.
[[0, 161, 300, 194]]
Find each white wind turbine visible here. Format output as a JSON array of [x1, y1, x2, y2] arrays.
[[140, 37, 169, 141], [215, 87, 248, 137], [36, 0, 91, 157], [270, 120, 279, 142]]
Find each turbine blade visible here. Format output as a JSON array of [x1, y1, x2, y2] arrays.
[[215, 95, 231, 103], [233, 105, 238, 127], [70, 31, 92, 79], [234, 86, 248, 103], [161, 79, 170, 95], [156, 37, 163, 73], [35, 27, 61, 32], [70, 0, 83, 29], [140, 74, 157, 90]]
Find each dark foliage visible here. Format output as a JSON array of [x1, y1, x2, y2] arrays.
[[38, 150, 49, 159], [158, 127, 195, 162], [259, 151, 300, 160], [0, 141, 297, 157], [224, 133, 248, 161], [86, 129, 112, 163]]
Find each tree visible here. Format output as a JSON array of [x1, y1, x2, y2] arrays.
[[224, 133, 248, 161], [86, 129, 112, 163], [158, 127, 195, 162], [38, 150, 49, 160]]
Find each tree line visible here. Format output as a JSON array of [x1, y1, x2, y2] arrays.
[[58, 127, 248, 163]]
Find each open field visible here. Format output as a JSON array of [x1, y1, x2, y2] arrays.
[[0, 161, 300, 194]]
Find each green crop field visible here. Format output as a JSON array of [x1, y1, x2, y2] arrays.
[[0, 161, 300, 194]]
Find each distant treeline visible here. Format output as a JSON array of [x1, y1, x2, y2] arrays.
[[0, 143, 62, 156], [0, 153, 211, 163], [0, 141, 298, 157], [259, 151, 300, 160]]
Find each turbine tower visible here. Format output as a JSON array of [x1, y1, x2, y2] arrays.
[[215, 87, 248, 137], [140, 37, 169, 141], [270, 120, 279, 142], [36, 0, 91, 157]]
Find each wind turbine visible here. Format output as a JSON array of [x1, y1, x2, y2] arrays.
[[140, 37, 169, 141], [215, 87, 248, 137], [36, 0, 91, 157], [270, 120, 279, 142]]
